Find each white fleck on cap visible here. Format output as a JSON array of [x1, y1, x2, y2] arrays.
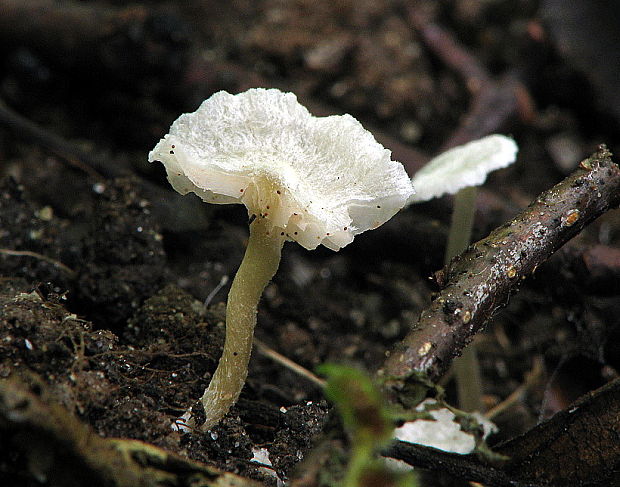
[[149, 88, 414, 250], [408, 134, 518, 204]]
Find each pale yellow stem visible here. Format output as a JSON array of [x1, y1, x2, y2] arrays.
[[200, 217, 284, 430], [446, 186, 483, 412]]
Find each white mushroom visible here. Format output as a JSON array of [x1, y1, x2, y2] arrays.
[[408, 134, 518, 204], [149, 88, 414, 430], [407, 134, 518, 412]]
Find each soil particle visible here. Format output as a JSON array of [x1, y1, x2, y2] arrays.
[[0, 178, 73, 290], [269, 402, 329, 479], [73, 177, 168, 329]]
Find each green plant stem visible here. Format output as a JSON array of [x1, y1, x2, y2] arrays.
[[343, 442, 373, 487], [446, 186, 483, 412], [200, 217, 284, 430]]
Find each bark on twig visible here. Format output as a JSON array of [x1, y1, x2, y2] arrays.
[[380, 146, 620, 389]]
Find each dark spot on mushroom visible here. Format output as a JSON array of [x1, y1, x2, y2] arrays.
[[266, 205, 270, 209], [326, 233, 330, 236], [240, 189, 244, 193], [171, 144, 175, 148], [377, 205, 381, 208], [294, 231, 298, 235], [344, 226, 348, 230], [276, 190, 281, 194], [280, 232, 285, 236], [169, 150, 175, 154], [233, 352, 238, 356]]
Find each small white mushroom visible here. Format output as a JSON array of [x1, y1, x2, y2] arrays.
[[149, 88, 414, 430], [407, 134, 518, 204], [406, 134, 518, 412]]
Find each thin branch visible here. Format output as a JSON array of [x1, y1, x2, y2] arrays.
[[495, 376, 620, 486], [254, 337, 326, 388], [485, 357, 544, 420], [383, 441, 538, 487], [380, 147, 620, 390], [0, 248, 77, 278]]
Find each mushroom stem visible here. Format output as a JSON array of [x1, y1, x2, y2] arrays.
[[445, 185, 483, 413], [200, 216, 284, 430], [445, 185, 478, 263]]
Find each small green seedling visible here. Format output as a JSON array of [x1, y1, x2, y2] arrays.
[[149, 88, 413, 430], [319, 364, 418, 487]]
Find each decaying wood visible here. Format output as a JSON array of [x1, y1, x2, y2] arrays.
[[496, 376, 620, 486], [384, 442, 530, 487], [384, 377, 620, 487], [380, 146, 620, 392], [0, 377, 261, 487]]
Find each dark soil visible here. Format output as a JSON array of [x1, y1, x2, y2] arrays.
[[1, 1, 619, 486]]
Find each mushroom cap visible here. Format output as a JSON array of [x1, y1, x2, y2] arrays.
[[408, 134, 518, 204], [149, 88, 414, 250]]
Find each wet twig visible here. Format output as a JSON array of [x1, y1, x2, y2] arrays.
[[380, 146, 620, 390], [293, 147, 620, 487], [383, 442, 537, 487]]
